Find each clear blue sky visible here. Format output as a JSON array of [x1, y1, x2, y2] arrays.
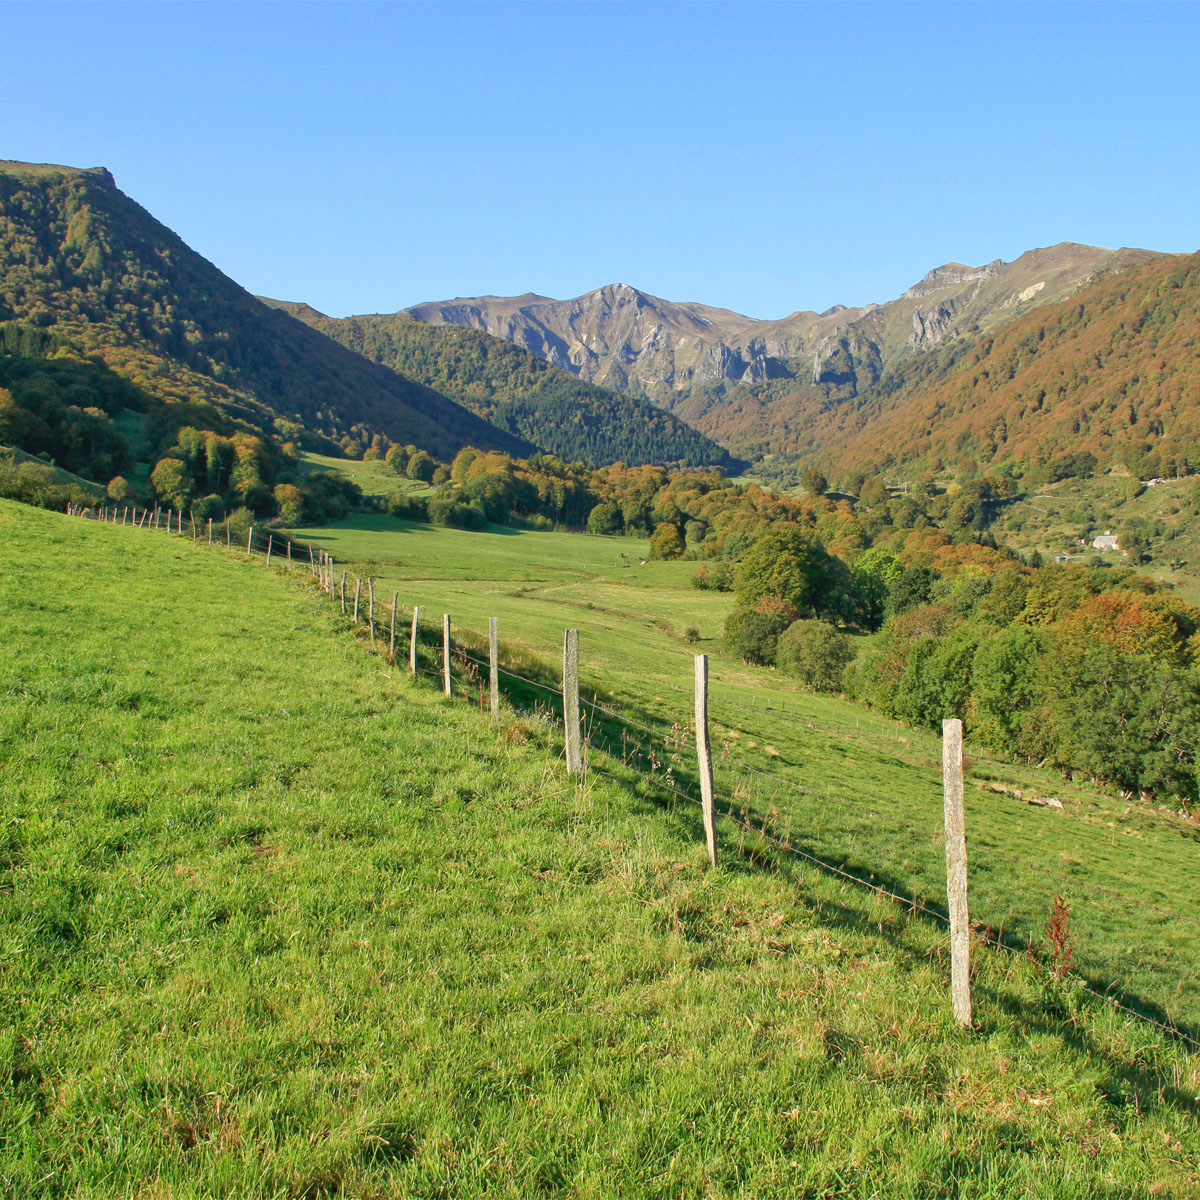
[[6, 1, 1199, 319]]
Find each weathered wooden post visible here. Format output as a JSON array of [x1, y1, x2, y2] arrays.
[[190, 513, 197, 539], [122, 507, 128, 526], [340, 572, 347, 614], [247, 526, 254, 555], [410, 605, 420, 676], [208, 518, 212, 545], [353, 578, 361, 623], [694, 653, 718, 867], [442, 613, 452, 698], [488, 617, 500, 722], [225, 519, 230, 547], [287, 541, 292, 564], [943, 718, 972, 1029], [563, 628, 583, 776], [308, 545, 315, 575], [266, 535, 273, 567], [390, 591, 399, 661], [367, 578, 375, 644]]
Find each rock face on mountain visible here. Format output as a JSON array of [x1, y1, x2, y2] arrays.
[[404, 244, 1163, 457]]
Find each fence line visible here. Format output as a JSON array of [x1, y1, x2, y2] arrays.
[[63, 503, 1200, 1052]]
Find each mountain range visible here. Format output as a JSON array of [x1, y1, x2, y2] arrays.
[[403, 244, 1167, 460], [0, 160, 729, 474], [2, 157, 1197, 494]]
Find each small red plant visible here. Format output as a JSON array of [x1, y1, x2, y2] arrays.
[[1046, 894, 1075, 979]]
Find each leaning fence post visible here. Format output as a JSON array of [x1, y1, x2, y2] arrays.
[[943, 717, 972, 1029], [563, 628, 583, 776], [390, 592, 399, 661], [488, 617, 500, 722], [247, 526, 254, 555], [266, 535, 273, 567], [353, 578, 361, 623], [368, 578, 375, 644], [410, 605, 421, 676], [287, 541, 292, 564], [340, 572, 347, 614], [695, 653, 718, 867]]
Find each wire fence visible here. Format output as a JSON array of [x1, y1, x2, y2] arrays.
[[66, 503, 1200, 1052]]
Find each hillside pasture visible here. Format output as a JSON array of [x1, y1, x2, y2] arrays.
[[2, 501, 1199, 1197], [301, 513, 1200, 1044]]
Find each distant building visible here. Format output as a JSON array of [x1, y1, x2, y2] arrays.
[[1093, 531, 1119, 552]]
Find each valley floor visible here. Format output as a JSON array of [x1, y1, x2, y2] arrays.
[[1, 501, 1198, 1198]]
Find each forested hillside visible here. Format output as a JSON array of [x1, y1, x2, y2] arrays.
[[265, 302, 733, 468], [823, 250, 1200, 480], [0, 160, 530, 463]]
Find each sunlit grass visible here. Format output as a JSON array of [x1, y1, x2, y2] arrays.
[[2, 499, 1198, 1198]]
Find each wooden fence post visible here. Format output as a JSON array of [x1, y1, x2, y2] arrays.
[[694, 653, 718, 867], [340, 572, 347, 614], [190, 513, 197, 539], [122, 507, 128, 526], [442, 614, 452, 698], [287, 541, 292, 564], [488, 617, 500, 722], [563, 628, 583, 776], [225, 519, 230, 547], [943, 718, 972, 1029], [208, 518, 212, 545], [309, 545, 315, 575], [390, 592, 399, 661], [247, 526, 254, 555], [410, 605, 420, 676], [368, 578, 375, 644], [353, 578, 361, 623], [266, 535, 273, 567]]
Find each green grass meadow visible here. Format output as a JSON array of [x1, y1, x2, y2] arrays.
[[300, 514, 1200, 1043], [2, 501, 1199, 1198]]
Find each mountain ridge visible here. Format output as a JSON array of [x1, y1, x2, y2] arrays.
[[401, 243, 1168, 458], [261, 298, 736, 469]]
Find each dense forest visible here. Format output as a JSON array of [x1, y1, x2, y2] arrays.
[[267, 303, 735, 470], [825, 251, 1200, 480]]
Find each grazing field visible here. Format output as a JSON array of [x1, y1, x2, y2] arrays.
[[2, 500, 1199, 1198], [301, 514, 1200, 1042], [300, 451, 434, 499]]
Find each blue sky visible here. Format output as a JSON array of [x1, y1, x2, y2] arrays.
[[6, 1, 1199, 319]]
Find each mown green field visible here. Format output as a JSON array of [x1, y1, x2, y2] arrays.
[[300, 452, 434, 500], [300, 514, 1200, 1043], [3, 501, 1199, 1198]]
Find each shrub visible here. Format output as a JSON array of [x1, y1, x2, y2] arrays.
[[649, 522, 685, 560], [723, 606, 790, 666], [776, 620, 855, 692]]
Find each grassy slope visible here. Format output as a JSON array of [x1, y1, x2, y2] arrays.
[[993, 472, 1200, 603], [301, 516, 1200, 1041], [2, 501, 1199, 1198], [299, 451, 436, 500]]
